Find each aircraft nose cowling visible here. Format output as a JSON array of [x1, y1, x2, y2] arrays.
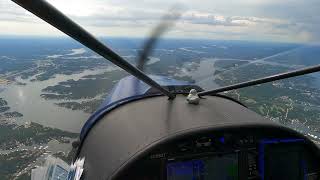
[[80, 75, 194, 141]]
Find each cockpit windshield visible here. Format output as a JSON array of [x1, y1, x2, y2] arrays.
[[0, 0, 319, 179]]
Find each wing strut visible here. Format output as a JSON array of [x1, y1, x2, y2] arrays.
[[12, 0, 175, 99], [198, 64, 320, 96]]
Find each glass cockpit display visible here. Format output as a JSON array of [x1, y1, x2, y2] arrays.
[[167, 153, 238, 180]]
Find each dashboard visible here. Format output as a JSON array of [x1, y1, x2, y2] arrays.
[[77, 95, 320, 180], [117, 129, 320, 180]]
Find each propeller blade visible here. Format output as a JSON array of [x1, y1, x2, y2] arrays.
[[137, 8, 181, 71]]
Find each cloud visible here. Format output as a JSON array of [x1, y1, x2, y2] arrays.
[[180, 12, 277, 27], [181, 12, 240, 26], [0, 0, 319, 43]]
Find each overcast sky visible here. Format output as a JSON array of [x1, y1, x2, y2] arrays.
[[0, 0, 319, 43]]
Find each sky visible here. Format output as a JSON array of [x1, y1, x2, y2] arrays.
[[0, 0, 319, 43]]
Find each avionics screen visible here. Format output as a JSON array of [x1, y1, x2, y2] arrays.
[[166, 153, 238, 180], [264, 143, 303, 180]]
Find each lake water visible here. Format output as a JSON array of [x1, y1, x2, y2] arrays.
[[0, 68, 110, 133], [174, 58, 220, 90]]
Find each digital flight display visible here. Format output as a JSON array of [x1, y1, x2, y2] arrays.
[[167, 153, 238, 180]]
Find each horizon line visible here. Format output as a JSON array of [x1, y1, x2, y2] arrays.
[[0, 35, 307, 45]]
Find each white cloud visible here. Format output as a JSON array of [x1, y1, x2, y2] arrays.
[[0, 0, 319, 43]]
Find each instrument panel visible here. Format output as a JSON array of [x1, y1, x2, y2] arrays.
[[117, 130, 320, 180]]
